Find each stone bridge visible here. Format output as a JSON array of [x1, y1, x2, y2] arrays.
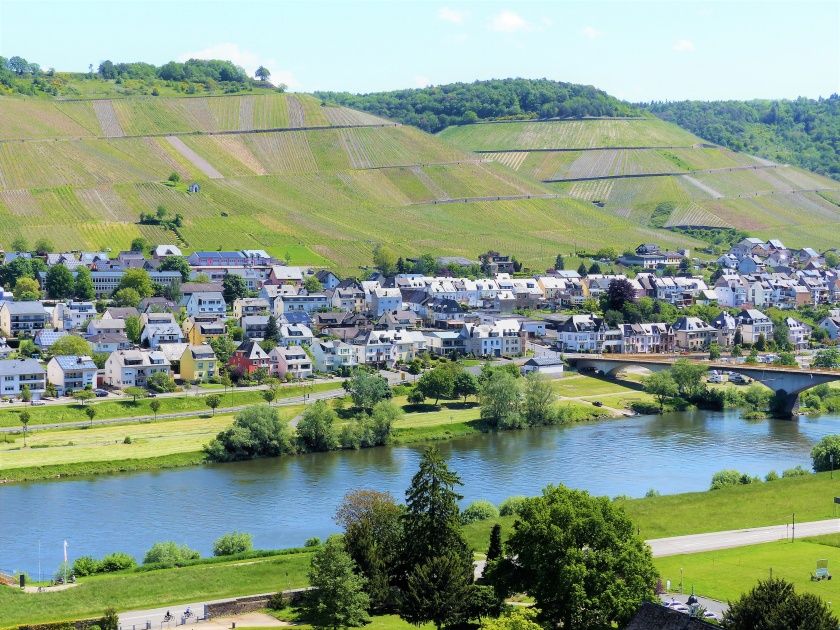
[[566, 355, 840, 417]]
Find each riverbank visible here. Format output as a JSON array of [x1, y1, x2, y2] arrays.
[[0, 376, 621, 483]]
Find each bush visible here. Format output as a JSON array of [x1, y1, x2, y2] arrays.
[[213, 531, 253, 556], [143, 541, 200, 566], [123, 435, 132, 444], [99, 552, 136, 572], [407, 388, 426, 405], [461, 499, 499, 524], [72, 555, 100, 577], [764, 470, 780, 482], [499, 495, 528, 516], [645, 489, 660, 498], [812, 435, 840, 472], [305, 537, 321, 547], [783, 465, 809, 478], [710, 469, 760, 490], [630, 401, 661, 415], [205, 404, 295, 462], [267, 591, 288, 610]]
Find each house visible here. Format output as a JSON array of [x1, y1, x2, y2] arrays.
[[557, 314, 609, 353], [188, 183, 200, 193], [331, 286, 366, 312], [618, 244, 683, 269], [710, 312, 738, 346], [52, 301, 96, 331], [179, 345, 218, 382], [0, 358, 46, 399], [46, 355, 97, 395], [521, 356, 564, 376], [277, 323, 314, 347], [138, 297, 178, 314], [785, 317, 811, 350], [0, 301, 48, 337], [422, 331, 466, 357], [310, 339, 358, 373], [140, 311, 177, 328], [735, 309, 773, 345], [187, 251, 247, 267], [186, 318, 226, 345], [819, 316, 840, 341], [104, 349, 171, 388], [153, 244, 183, 259], [88, 332, 131, 354], [275, 293, 329, 315], [461, 319, 522, 358], [185, 291, 226, 318], [87, 318, 126, 337], [479, 251, 516, 274], [267, 265, 306, 286], [672, 317, 716, 350], [140, 322, 184, 349], [375, 310, 421, 330], [269, 345, 313, 380], [228, 341, 270, 375], [623, 601, 715, 630], [619, 323, 675, 354], [315, 270, 341, 290], [34, 329, 69, 351], [370, 288, 402, 317], [103, 306, 139, 321], [232, 297, 270, 319], [241, 315, 270, 340]]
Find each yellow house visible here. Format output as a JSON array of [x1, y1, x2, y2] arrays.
[[179, 345, 218, 382], [187, 319, 226, 346]]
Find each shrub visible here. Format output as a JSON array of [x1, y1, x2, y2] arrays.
[[213, 531, 253, 556], [205, 404, 295, 462], [710, 469, 759, 490], [461, 499, 499, 524], [143, 541, 200, 566], [267, 591, 288, 610], [645, 489, 660, 498], [630, 401, 661, 415], [99, 552, 136, 572], [764, 470, 779, 482], [407, 388, 426, 405], [812, 435, 840, 472], [499, 495, 528, 516], [123, 435, 132, 444], [305, 537, 321, 547], [72, 555, 100, 577], [783, 465, 809, 478]]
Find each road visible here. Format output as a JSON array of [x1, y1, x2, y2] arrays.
[[648, 518, 840, 557]]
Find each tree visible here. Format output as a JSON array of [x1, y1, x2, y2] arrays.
[[124, 386, 147, 403], [813, 347, 840, 369], [588, 262, 601, 275], [213, 531, 253, 556], [147, 371, 176, 393], [143, 541, 200, 565], [13, 277, 40, 301], [45, 264, 74, 299], [501, 485, 657, 629], [305, 535, 370, 630], [304, 275, 323, 293], [222, 274, 248, 303], [167, 172, 180, 183], [401, 553, 473, 630], [149, 399, 161, 420], [50, 335, 92, 357], [811, 435, 840, 472], [480, 370, 522, 429], [372, 244, 397, 276], [642, 371, 678, 411], [722, 577, 837, 630], [733, 328, 743, 346], [577, 262, 588, 276], [34, 238, 54, 255], [20, 385, 31, 403], [416, 365, 454, 405], [74, 266, 95, 300], [130, 237, 148, 253], [125, 315, 141, 344], [158, 256, 191, 282], [344, 370, 391, 412], [297, 400, 340, 452], [262, 388, 276, 406], [522, 372, 555, 426], [708, 342, 721, 360], [205, 404, 295, 462], [670, 359, 707, 398], [205, 393, 222, 416], [117, 269, 154, 298], [335, 489, 404, 611], [479, 607, 543, 630], [554, 254, 565, 270], [755, 332, 767, 351], [85, 405, 97, 426], [255, 66, 271, 82], [210, 335, 238, 367], [112, 287, 141, 308], [265, 314, 279, 342], [825, 251, 840, 269], [10, 237, 28, 252], [19, 410, 29, 446], [605, 278, 636, 312], [486, 523, 502, 562], [73, 389, 96, 406], [453, 371, 479, 403]]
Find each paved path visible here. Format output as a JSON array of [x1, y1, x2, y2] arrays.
[[648, 518, 840, 557]]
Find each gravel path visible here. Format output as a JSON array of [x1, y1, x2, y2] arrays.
[[165, 136, 223, 178]]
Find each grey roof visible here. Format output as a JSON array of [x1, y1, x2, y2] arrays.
[[624, 602, 715, 629], [34, 330, 68, 346], [0, 358, 45, 375], [52, 355, 97, 370], [2, 301, 46, 314], [525, 356, 563, 366]]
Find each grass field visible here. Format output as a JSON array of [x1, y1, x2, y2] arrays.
[[655, 537, 840, 616], [0, 551, 313, 628]]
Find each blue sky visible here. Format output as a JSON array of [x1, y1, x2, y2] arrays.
[[1, 0, 838, 101]]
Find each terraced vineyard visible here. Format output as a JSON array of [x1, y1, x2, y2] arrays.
[[441, 118, 840, 250]]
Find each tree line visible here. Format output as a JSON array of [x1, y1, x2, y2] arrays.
[[317, 78, 639, 133]]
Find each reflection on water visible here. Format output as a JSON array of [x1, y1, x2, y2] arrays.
[[3, 409, 840, 574]]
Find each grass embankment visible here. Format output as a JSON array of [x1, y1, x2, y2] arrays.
[[655, 535, 840, 616], [0, 551, 313, 628], [0, 382, 337, 429], [268, 609, 432, 629]]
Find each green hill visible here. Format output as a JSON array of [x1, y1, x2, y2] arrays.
[[0, 90, 704, 272], [439, 118, 840, 250]]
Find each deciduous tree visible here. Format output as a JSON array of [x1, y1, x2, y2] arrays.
[[305, 536, 370, 630]]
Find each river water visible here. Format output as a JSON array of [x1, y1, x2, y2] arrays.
[[2, 409, 839, 576]]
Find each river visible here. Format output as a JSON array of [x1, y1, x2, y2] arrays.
[[2, 409, 839, 576]]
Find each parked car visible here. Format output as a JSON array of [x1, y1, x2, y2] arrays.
[[94, 389, 109, 398], [730, 373, 751, 385], [707, 373, 725, 384], [31, 400, 45, 406], [592, 401, 603, 407]]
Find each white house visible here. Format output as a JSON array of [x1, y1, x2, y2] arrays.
[[277, 323, 314, 347], [461, 319, 522, 357], [47, 355, 98, 395], [104, 349, 171, 388], [785, 317, 811, 350], [736, 309, 774, 345], [370, 288, 402, 317], [52, 301, 96, 331], [185, 292, 226, 318], [311, 340, 358, 373], [521, 356, 564, 376], [0, 358, 46, 399], [819, 316, 840, 341], [557, 314, 609, 353], [141, 322, 184, 349]]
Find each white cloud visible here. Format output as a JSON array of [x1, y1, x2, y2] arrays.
[[438, 7, 467, 24], [673, 39, 696, 53], [581, 26, 602, 39], [178, 43, 299, 88], [414, 75, 432, 88], [488, 10, 529, 33]]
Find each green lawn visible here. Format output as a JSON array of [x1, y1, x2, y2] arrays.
[[268, 608, 433, 629], [655, 538, 840, 616], [0, 551, 313, 628], [551, 373, 643, 398], [0, 383, 336, 429]]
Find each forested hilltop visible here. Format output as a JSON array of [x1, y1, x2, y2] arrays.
[[316, 78, 639, 133], [647, 96, 840, 181]]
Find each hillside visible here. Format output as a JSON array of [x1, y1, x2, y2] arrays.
[[439, 118, 840, 250], [316, 78, 638, 133], [646, 96, 840, 181], [0, 91, 700, 272]]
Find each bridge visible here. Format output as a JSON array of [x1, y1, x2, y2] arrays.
[[565, 355, 840, 417]]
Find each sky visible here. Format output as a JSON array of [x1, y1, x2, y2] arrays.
[[0, 0, 838, 102]]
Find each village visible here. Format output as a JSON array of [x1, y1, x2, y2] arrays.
[[0, 236, 833, 403]]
